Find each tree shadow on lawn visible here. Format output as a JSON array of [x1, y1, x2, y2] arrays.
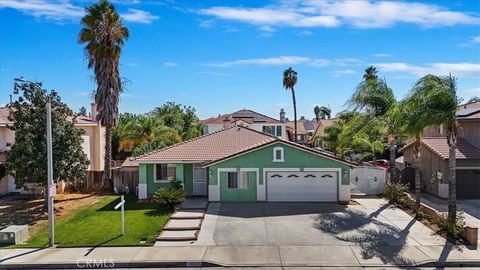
[[314, 204, 417, 266]]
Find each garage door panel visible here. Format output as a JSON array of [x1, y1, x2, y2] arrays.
[[456, 170, 480, 200], [267, 171, 338, 202]]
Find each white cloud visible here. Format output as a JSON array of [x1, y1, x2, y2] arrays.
[[372, 53, 391, 58], [334, 58, 362, 66], [331, 69, 357, 77], [309, 59, 330, 67], [0, 0, 83, 21], [473, 36, 480, 44], [199, 1, 478, 30], [373, 62, 480, 77], [202, 56, 312, 67], [121, 8, 159, 24], [298, 30, 313, 36], [203, 56, 364, 68], [260, 25, 275, 32], [198, 6, 339, 28], [162, 62, 178, 67]]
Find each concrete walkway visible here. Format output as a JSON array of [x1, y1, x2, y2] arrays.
[[1, 244, 479, 269]]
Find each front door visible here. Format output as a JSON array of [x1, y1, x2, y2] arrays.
[[193, 164, 207, 196]]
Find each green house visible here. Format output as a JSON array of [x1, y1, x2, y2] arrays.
[[135, 126, 355, 202]]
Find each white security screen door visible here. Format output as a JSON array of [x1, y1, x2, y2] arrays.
[[193, 164, 207, 196]]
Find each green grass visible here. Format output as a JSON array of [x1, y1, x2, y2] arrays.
[[11, 195, 171, 248]]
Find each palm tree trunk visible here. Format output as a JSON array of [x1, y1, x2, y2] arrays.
[[413, 136, 421, 210], [291, 88, 297, 143], [389, 141, 396, 182], [103, 126, 112, 189], [447, 142, 457, 226]]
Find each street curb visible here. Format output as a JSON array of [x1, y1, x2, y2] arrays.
[[1, 259, 480, 269]]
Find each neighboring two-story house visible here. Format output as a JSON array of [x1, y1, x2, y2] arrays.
[[0, 103, 105, 195], [203, 109, 287, 139], [285, 119, 318, 146], [400, 101, 480, 199]]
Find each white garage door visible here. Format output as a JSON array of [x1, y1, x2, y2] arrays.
[[266, 171, 338, 202]]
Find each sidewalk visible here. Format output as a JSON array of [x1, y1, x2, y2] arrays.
[[1, 244, 479, 269]]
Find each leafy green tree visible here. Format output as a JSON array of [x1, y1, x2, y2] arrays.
[[78, 106, 88, 116], [314, 106, 321, 122], [468, 96, 480, 103], [5, 81, 89, 196], [112, 102, 203, 158], [283, 67, 298, 142], [79, 0, 129, 187], [314, 105, 331, 121]]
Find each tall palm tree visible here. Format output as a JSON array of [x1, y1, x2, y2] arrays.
[[283, 67, 298, 142], [314, 105, 331, 121], [363, 66, 378, 81], [79, 0, 129, 187], [399, 74, 458, 211], [406, 75, 459, 224], [348, 66, 397, 179], [314, 105, 321, 122], [319, 106, 331, 119]]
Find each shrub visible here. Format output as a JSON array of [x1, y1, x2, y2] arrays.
[[433, 210, 466, 239], [385, 182, 410, 207], [153, 180, 186, 208]]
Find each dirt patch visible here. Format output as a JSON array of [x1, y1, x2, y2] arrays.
[[0, 193, 99, 236]]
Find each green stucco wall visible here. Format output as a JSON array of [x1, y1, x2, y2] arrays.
[[219, 171, 257, 202], [207, 142, 351, 201], [139, 163, 195, 197]]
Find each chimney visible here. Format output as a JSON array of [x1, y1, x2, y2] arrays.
[[91, 103, 98, 123], [280, 108, 286, 123], [223, 115, 231, 128]]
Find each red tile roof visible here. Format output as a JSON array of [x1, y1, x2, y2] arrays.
[[135, 125, 357, 167], [203, 109, 282, 125], [135, 126, 277, 162], [401, 137, 480, 160]]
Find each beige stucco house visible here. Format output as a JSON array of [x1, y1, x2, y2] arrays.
[[0, 103, 105, 194], [400, 101, 480, 199]]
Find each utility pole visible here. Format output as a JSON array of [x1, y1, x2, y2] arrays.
[[47, 100, 55, 247]]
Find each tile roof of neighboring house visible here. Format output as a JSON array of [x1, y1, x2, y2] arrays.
[[0, 106, 96, 125], [0, 107, 12, 125], [285, 120, 318, 134], [122, 157, 139, 168], [400, 137, 480, 160], [135, 125, 357, 167], [456, 107, 480, 120], [203, 109, 282, 125]]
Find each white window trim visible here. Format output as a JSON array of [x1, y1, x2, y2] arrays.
[[226, 171, 250, 190], [153, 164, 176, 183], [273, 146, 285, 162]]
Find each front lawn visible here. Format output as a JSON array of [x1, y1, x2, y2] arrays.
[[13, 195, 171, 248]]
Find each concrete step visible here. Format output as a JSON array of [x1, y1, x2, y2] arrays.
[[170, 209, 205, 220], [178, 199, 208, 210], [156, 230, 198, 241], [163, 219, 202, 231]]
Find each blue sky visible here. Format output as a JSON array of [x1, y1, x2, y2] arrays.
[[0, 0, 479, 120]]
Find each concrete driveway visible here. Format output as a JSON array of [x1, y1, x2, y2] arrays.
[[196, 198, 447, 247]]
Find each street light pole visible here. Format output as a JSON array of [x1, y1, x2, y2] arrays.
[[14, 77, 55, 247], [46, 100, 55, 247]]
